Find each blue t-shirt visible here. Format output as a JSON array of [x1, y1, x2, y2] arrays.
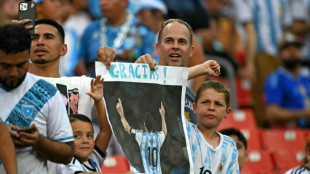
[[79, 14, 155, 77], [264, 67, 310, 128]]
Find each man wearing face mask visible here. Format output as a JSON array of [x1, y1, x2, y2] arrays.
[[264, 33, 310, 129]]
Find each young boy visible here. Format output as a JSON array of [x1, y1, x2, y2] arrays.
[[57, 75, 112, 173], [187, 80, 240, 173]]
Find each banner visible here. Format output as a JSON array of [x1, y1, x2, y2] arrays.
[[96, 62, 192, 174]]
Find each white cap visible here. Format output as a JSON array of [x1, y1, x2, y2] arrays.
[[136, 0, 168, 15]]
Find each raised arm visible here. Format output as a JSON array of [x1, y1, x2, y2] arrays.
[[116, 98, 131, 134], [159, 102, 167, 136], [86, 75, 112, 153], [0, 122, 17, 174], [135, 54, 220, 80], [188, 60, 221, 80]]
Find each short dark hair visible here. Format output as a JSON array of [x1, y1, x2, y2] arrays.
[[35, 18, 65, 43], [220, 128, 247, 150], [0, 24, 31, 54], [158, 18, 193, 46], [69, 114, 92, 124], [195, 80, 231, 109], [144, 112, 154, 131]]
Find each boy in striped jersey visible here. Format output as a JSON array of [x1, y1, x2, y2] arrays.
[[188, 80, 239, 173], [116, 98, 167, 174]]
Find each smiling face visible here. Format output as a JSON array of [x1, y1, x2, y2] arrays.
[[194, 88, 231, 130], [71, 120, 95, 162], [157, 21, 194, 67], [30, 24, 66, 67]]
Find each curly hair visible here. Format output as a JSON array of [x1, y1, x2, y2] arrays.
[[0, 24, 31, 54]]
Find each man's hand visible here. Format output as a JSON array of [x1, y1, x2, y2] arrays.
[[204, 60, 220, 76], [86, 75, 104, 102], [97, 46, 116, 69], [8, 124, 40, 149], [6, 125, 21, 147], [11, 19, 33, 30], [135, 54, 156, 71], [188, 60, 221, 80]]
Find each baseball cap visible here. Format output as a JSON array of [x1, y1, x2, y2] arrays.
[[33, 0, 43, 3], [136, 0, 168, 15], [279, 33, 302, 51]]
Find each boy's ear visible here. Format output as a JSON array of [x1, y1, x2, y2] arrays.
[[224, 107, 232, 119], [193, 103, 197, 114]]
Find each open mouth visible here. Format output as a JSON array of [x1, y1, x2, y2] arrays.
[[169, 53, 181, 61]]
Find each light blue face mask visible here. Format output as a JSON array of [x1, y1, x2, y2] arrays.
[[212, 40, 223, 52]]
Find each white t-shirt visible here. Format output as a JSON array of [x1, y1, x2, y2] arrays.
[[0, 73, 73, 174], [40, 75, 95, 118], [56, 146, 105, 174], [186, 121, 240, 174]]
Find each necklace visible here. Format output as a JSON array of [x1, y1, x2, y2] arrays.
[[100, 13, 134, 52]]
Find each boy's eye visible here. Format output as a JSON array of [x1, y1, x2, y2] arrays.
[[74, 134, 80, 138], [87, 133, 94, 138], [202, 100, 209, 104], [215, 102, 223, 106], [236, 143, 243, 150]]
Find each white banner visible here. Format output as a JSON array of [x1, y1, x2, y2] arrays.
[[96, 61, 193, 174]]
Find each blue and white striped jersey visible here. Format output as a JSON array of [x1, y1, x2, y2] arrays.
[[131, 129, 165, 174], [290, 0, 310, 60], [186, 121, 240, 174], [236, 0, 292, 56], [285, 165, 310, 174]]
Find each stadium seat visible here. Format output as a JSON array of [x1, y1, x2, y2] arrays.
[[235, 78, 252, 108], [218, 109, 258, 130], [271, 149, 305, 172], [101, 155, 130, 173], [218, 109, 261, 150], [260, 129, 307, 152], [242, 150, 275, 173]]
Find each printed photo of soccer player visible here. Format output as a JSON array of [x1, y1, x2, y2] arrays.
[[117, 98, 167, 174], [103, 82, 190, 174]]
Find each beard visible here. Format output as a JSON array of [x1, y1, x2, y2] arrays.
[[282, 59, 303, 71], [0, 73, 27, 90], [32, 56, 59, 65]]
